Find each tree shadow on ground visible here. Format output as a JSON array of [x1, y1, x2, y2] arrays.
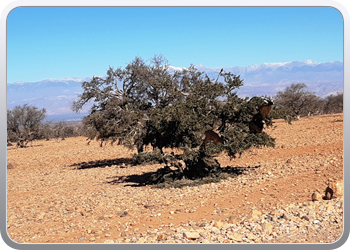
[[69, 158, 134, 170], [7, 144, 44, 150], [106, 164, 261, 188]]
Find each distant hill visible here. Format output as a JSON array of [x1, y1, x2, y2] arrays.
[[7, 60, 343, 120], [170, 60, 343, 98], [7, 77, 93, 119], [44, 112, 89, 123]]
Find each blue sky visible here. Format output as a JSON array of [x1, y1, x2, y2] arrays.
[[7, 7, 343, 83]]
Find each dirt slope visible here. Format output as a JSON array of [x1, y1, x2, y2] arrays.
[[6, 113, 343, 244]]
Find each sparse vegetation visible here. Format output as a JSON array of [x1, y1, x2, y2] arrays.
[[7, 104, 47, 147], [271, 83, 343, 121], [7, 104, 85, 146], [323, 92, 343, 114], [6, 114, 343, 244]]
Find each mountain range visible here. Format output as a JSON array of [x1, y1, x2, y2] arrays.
[[7, 60, 343, 121]]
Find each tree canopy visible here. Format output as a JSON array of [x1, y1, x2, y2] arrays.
[[7, 104, 46, 147], [273, 83, 321, 118], [73, 55, 276, 183]]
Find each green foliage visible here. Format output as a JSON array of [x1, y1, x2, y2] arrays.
[[222, 124, 275, 158], [73, 55, 276, 184]]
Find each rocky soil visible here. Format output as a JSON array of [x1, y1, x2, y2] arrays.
[[6, 113, 343, 244]]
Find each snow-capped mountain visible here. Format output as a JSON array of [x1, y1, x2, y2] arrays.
[[7, 77, 91, 117], [7, 60, 343, 118], [171, 60, 343, 98]]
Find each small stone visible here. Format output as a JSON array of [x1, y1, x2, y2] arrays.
[[214, 221, 224, 228], [157, 234, 165, 240], [254, 237, 262, 243], [228, 233, 243, 242], [270, 209, 283, 217], [137, 238, 146, 243], [247, 233, 257, 240], [265, 223, 273, 235], [104, 239, 114, 243], [301, 215, 310, 221], [283, 213, 292, 221], [37, 212, 46, 220], [326, 204, 334, 211], [183, 231, 200, 240], [199, 232, 207, 238], [228, 216, 236, 224], [210, 227, 220, 234], [312, 192, 323, 201], [117, 211, 128, 217], [78, 237, 87, 241], [248, 210, 262, 222]]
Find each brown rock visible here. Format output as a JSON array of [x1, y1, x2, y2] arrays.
[[7, 163, 15, 169], [228, 216, 236, 224], [325, 179, 343, 200], [117, 211, 128, 217], [324, 187, 333, 200], [311, 192, 323, 201], [301, 215, 310, 221], [157, 234, 165, 240]]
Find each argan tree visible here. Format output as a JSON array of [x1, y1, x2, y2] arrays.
[[7, 104, 46, 147], [323, 92, 343, 114], [73, 55, 275, 184], [273, 83, 321, 119]]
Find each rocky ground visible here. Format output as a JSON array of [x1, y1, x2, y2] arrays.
[[6, 113, 343, 244]]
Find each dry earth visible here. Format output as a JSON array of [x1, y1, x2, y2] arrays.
[[7, 113, 343, 244]]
